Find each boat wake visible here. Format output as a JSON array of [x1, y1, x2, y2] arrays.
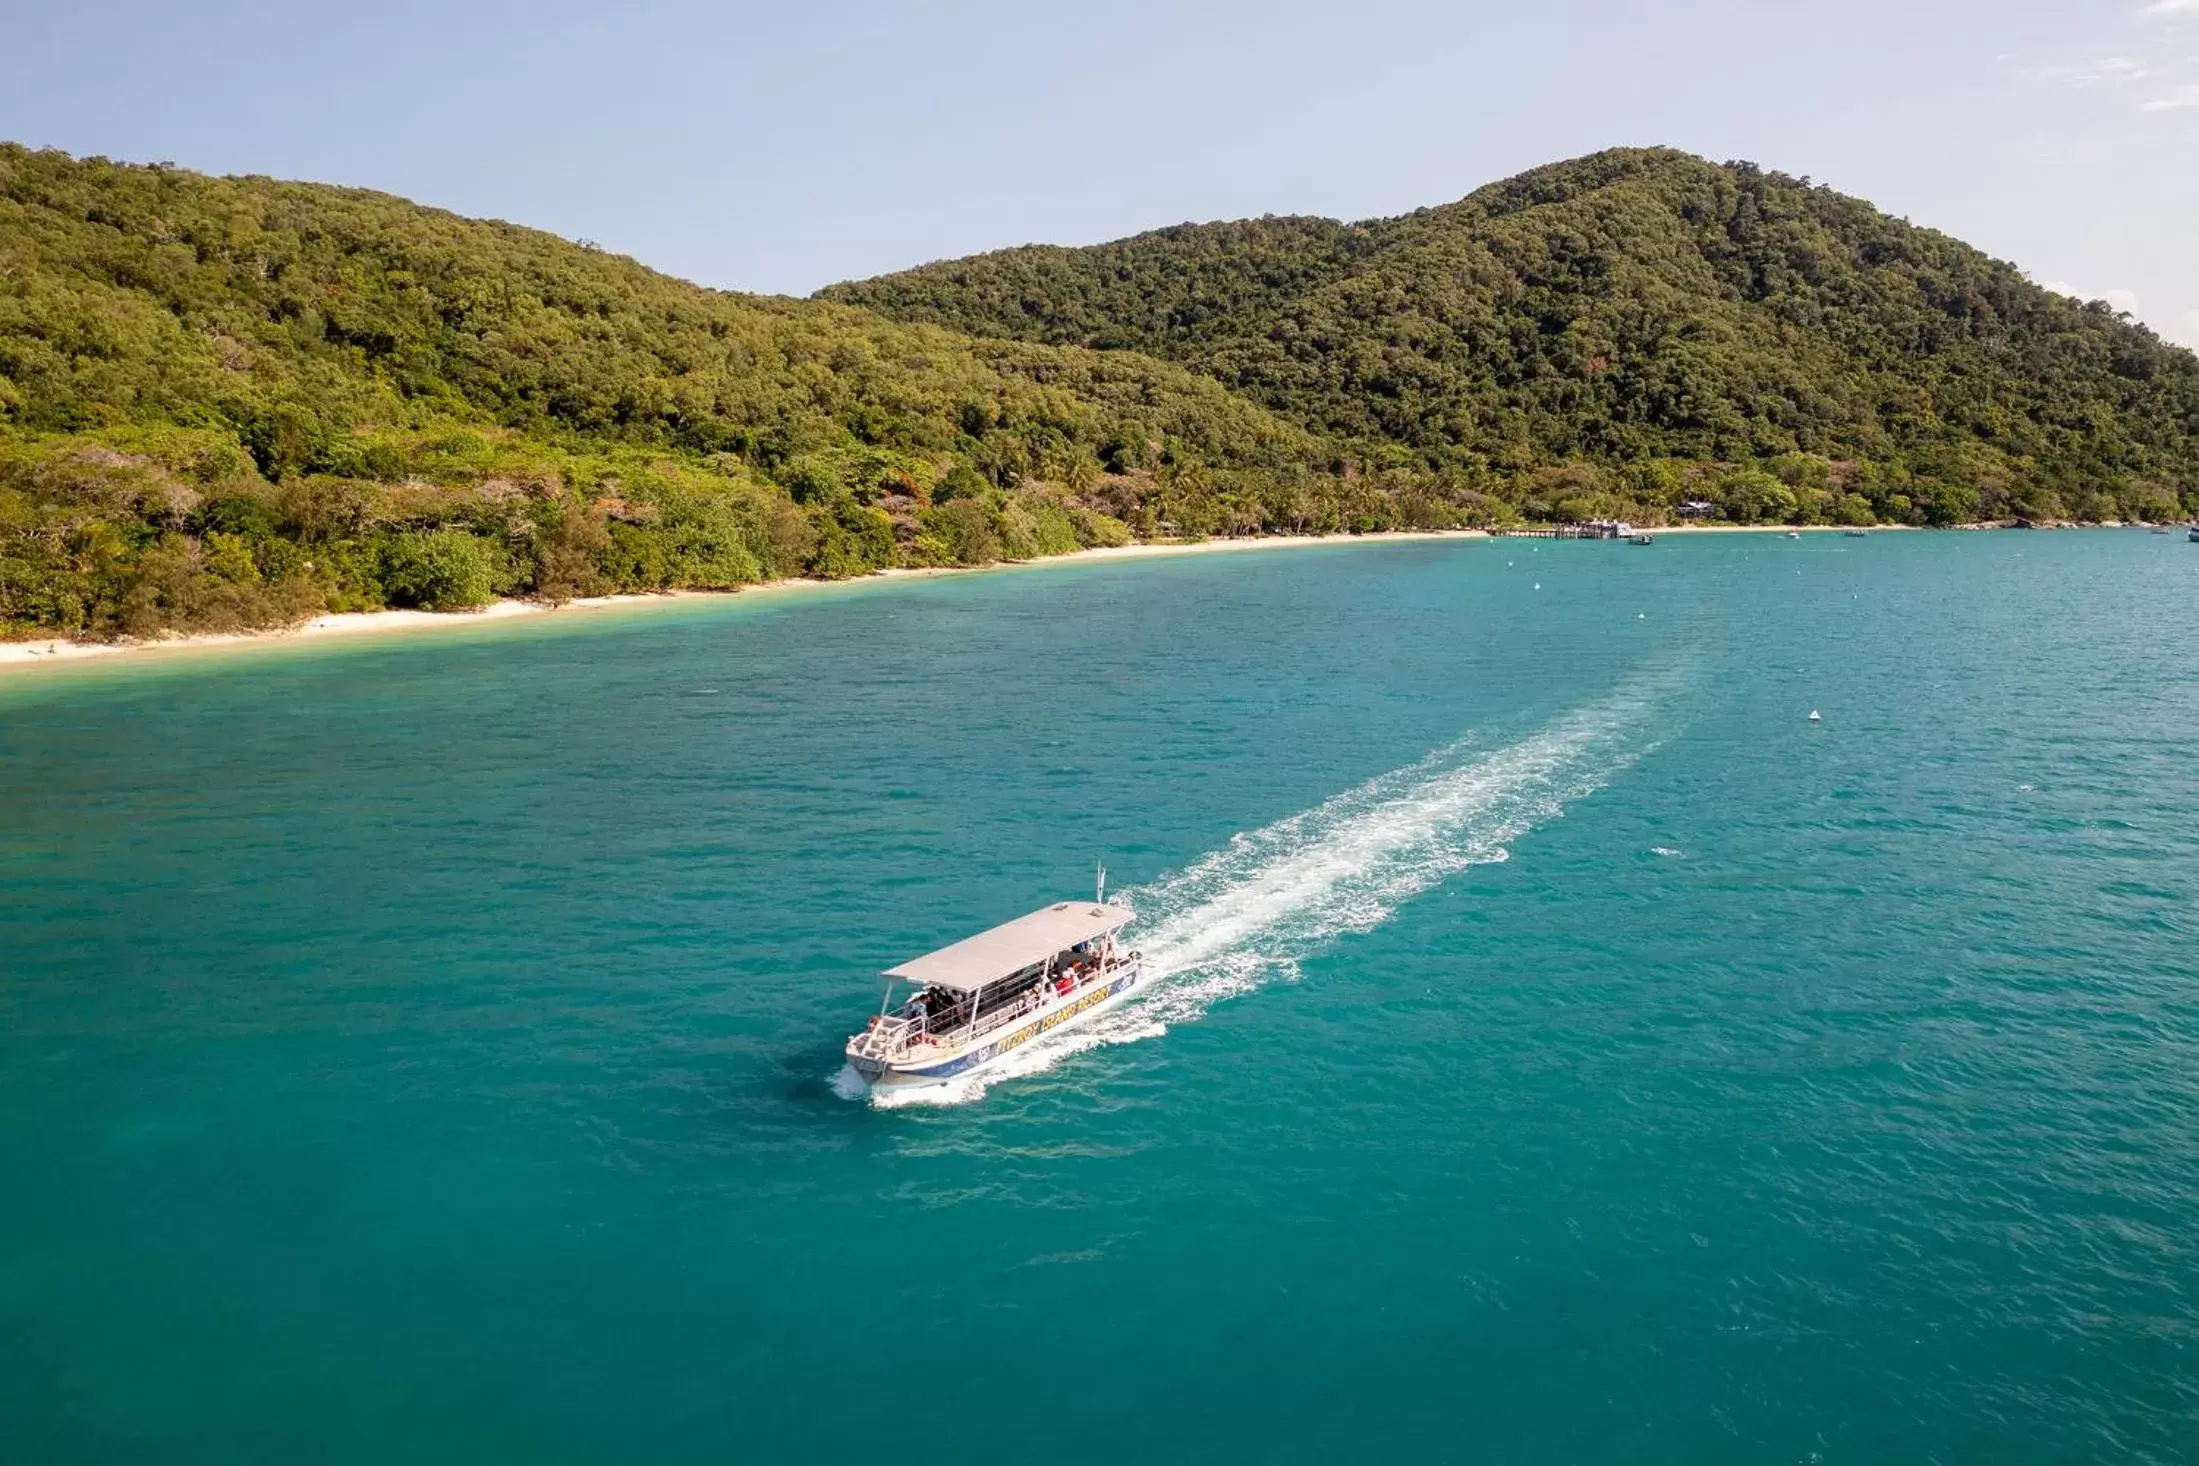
[[855, 682, 1666, 1107]]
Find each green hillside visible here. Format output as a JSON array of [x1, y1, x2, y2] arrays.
[[8, 143, 2194, 641], [0, 145, 1365, 639], [827, 148, 2199, 527]]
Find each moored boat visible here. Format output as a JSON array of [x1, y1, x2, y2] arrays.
[[845, 889, 1142, 1094]]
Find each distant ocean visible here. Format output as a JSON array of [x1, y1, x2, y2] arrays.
[[3, 532, 2195, 1463]]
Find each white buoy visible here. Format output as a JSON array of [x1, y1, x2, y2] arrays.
[[1808, 710, 1822, 722]]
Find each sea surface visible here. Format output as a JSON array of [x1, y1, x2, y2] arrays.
[[3, 532, 2196, 1464]]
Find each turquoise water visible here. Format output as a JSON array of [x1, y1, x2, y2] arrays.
[[3, 533, 2196, 1463]]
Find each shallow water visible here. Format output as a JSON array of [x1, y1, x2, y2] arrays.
[[3, 533, 2196, 1463]]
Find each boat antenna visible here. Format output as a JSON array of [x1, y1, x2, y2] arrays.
[[1096, 860, 1107, 906]]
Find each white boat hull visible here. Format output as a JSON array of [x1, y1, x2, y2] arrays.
[[849, 961, 1145, 1093]]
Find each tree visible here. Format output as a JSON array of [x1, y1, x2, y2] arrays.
[[530, 499, 612, 603], [380, 531, 496, 611], [929, 500, 999, 564], [1713, 468, 1797, 525]]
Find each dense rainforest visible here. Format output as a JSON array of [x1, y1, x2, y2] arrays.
[[828, 148, 2199, 532], [4, 143, 2194, 640], [0, 145, 1345, 639]]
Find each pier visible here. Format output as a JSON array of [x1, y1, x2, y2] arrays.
[[1491, 521, 1637, 541]]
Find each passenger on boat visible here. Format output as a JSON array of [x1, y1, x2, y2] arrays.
[[920, 991, 965, 1032]]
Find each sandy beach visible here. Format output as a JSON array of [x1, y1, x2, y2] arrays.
[[0, 530, 1497, 675], [0, 521, 1963, 675]]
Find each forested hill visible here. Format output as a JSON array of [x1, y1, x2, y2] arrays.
[[0, 145, 1348, 639], [826, 148, 2199, 527], [6, 144, 2196, 642]]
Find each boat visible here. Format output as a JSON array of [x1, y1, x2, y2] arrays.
[[1629, 532, 1655, 545], [1843, 529, 1868, 538], [2189, 525, 2199, 542], [845, 879, 1142, 1093], [1785, 530, 1800, 539], [1808, 709, 1822, 722]]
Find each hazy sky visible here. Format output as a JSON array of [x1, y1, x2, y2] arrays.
[[4, 0, 2195, 344]]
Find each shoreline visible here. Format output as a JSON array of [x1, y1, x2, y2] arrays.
[[0, 530, 1484, 674], [0, 519, 2144, 674]]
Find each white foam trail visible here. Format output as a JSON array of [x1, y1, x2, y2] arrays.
[[862, 683, 1665, 1107]]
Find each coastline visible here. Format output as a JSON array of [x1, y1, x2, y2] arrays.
[[1, 518, 2132, 675], [0, 529, 1488, 674]]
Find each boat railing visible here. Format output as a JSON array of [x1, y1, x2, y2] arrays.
[[856, 955, 1140, 1059], [958, 994, 1049, 1045]]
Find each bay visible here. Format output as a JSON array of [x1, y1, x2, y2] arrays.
[[2, 532, 2195, 1463]]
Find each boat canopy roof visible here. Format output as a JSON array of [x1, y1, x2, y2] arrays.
[[883, 901, 1134, 993]]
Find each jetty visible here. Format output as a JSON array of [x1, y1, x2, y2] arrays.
[[1492, 520, 1639, 541]]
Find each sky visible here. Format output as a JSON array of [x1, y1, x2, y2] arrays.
[[3, 0, 2195, 346]]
